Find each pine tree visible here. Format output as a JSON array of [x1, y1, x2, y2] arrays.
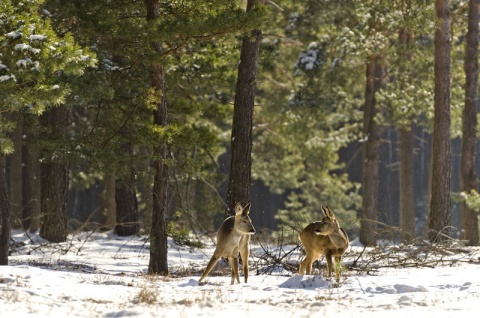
[[146, 0, 169, 275], [460, 0, 480, 246], [225, 0, 265, 216], [252, 0, 363, 233], [360, 55, 385, 246], [428, 0, 452, 242], [0, 0, 95, 261]]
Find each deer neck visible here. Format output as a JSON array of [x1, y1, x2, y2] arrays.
[[328, 227, 348, 248], [231, 227, 245, 240]]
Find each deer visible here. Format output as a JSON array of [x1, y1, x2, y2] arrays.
[[199, 202, 255, 285], [299, 206, 349, 283]]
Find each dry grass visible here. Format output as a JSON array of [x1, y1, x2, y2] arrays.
[[135, 283, 158, 305]]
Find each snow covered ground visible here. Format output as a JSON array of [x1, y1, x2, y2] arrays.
[[1, 229, 480, 317]]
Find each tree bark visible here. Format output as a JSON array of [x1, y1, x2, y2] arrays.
[[147, 0, 169, 275], [0, 154, 11, 265], [428, 0, 452, 242], [40, 161, 69, 242], [225, 0, 263, 217], [398, 29, 415, 241], [359, 55, 385, 246], [460, 0, 480, 246], [39, 106, 70, 243]]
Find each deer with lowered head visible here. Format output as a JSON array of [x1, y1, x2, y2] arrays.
[[299, 206, 349, 283], [199, 202, 255, 285]]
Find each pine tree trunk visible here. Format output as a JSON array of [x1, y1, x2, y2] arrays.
[[225, 0, 263, 217], [9, 112, 23, 228], [149, 62, 169, 275], [360, 55, 385, 246], [398, 29, 415, 241], [460, 0, 480, 246], [147, 0, 169, 275], [40, 161, 69, 242], [114, 141, 139, 236], [0, 154, 11, 265], [428, 0, 452, 242], [39, 106, 70, 243]]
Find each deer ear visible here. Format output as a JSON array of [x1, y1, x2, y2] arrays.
[[325, 206, 335, 219], [242, 203, 251, 216], [321, 206, 328, 217], [235, 202, 243, 216]]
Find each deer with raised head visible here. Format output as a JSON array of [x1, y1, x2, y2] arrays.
[[299, 206, 349, 283], [199, 202, 255, 285]]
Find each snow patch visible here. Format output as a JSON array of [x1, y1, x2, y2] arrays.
[[394, 284, 428, 293], [2, 230, 480, 317], [6, 31, 21, 39], [365, 284, 428, 294], [279, 275, 330, 289], [0, 75, 12, 82], [16, 58, 31, 68], [29, 34, 47, 41], [296, 49, 318, 70], [14, 43, 32, 51]]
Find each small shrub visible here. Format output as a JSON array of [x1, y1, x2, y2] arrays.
[[167, 212, 204, 249], [135, 284, 157, 305]]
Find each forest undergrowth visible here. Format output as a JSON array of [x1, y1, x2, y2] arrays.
[[8, 225, 480, 281]]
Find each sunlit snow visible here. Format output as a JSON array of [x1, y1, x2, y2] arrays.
[[6, 31, 22, 39], [1, 229, 479, 317]]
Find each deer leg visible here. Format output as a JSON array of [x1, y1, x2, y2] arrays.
[[299, 259, 305, 274], [234, 257, 240, 283], [300, 254, 314, 275], [242, 258, 249, 283], [199, 256, 220, 283], [228, 257, 235, 285], [334, 256, 342, 283], [325, 251, 333, 278], [228, 257, 240, 284], [239, 239, 250, 283]]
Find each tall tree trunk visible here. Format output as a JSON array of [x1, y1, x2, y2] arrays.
[[225, 0, 263, 217], [398, 29, 415, 241], [460, 0, 480, 246], [9, 112, 23, 228], [147, 0, 169, 275], [39, 106, 70, 243], [0, 154, 11, 265], [360, 55, 385, 246], [428, 0, 452, 242], [40, 161, 69, 242], [114, 141, 139, 236]]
